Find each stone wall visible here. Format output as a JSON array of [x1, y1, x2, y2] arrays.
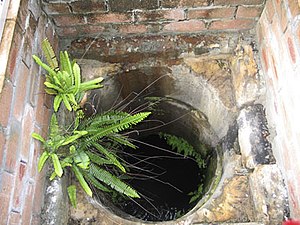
[[257, 0, 300, 219], [42, 0, 265, 38], [0, 0, 58, 224]]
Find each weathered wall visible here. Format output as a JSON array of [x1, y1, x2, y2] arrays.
[[42, 0, 265, 38], [0, 0, 57, 224], [257, 0, 300, 219]]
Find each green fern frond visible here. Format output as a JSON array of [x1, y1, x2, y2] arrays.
[[159, 132, 206, 168], [86, 152, 112, 166], [79, 111, 131, 130], [83, 171, 111, 193], [93, 143, 126, 173], [107, 134, 137, 149], [87, 112, 151, 142], [89, 164, 140, 198], [41, 39, 58, 70], [67, 185, 77, 208], [59, 51, 73, 79]]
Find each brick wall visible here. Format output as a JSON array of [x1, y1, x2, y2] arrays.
[[257, 0, 300, 219], [42, 0, 265, 38], [0, 0, 58, 224]]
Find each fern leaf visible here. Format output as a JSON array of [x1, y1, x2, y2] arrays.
[[67, 185, 77, 208], [73, 63, 81, 94], [86, 152, 112, 166], [41, 39, 58, 70], [44, 81, 65, 93], [90, 164, 140, 198], [49, 114, 60, 137], [51, 153, 63, 177], [87, 112, 151, 142], [108, 134, 137, 149], [74, 151, 90, 169], [53, 95, 62, 112], [38, 151, 49, 172], [72, 165, 93, 197], [62, 94, 72, 111], [83, 171, 111, 193], [32, 132, 46, 143], [93, 143, 126, 173], [32, 55, 57, 77]]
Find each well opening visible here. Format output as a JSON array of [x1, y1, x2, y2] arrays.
[[78, 65, 224, 222]]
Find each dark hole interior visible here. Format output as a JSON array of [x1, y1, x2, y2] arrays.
[[88, 72, 219, 222], [115, 134, 204, 221]]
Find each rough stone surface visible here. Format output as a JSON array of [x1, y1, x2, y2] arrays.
[[237, 104, 275, 169], [231, 44, 262, 108], [249, 164, 289, 224], [183, 54, 235, 108], [41, 178, 69, 225]]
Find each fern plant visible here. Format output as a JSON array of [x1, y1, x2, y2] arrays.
[[32, 39, 103, 112], [32, 39, 151, 208], [158, 132, 207, 204], [158, 132, 206, 168]]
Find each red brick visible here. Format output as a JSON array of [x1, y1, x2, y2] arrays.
[[110, 0, 158, 12], [16, 0, 29, 30], [70, 0, 106, 13], [136, 9, 185, 22], [261, 48, 269, 72], [8, 211, 21, 225], [264, 0, 275, 22], [29, 63, 40, 107], [28, 0, 41, 20], [6, 24, 23, 84], [5, 120, 21, 173], [87, 12, 132, 24], [56, 26, 78, 38], [45, 26, 59, 50], [119, 24, 148, 34], [52, 14, 86, 27], [0, 194, 11, 225], [34, 76, 47, 128], [20, 104, 35, 162], [29, 140, 40, 179], [0, 80, 13, 127], [32, 174, 46, 215], [161, 0, 211, 8], [287, 36, 297, 64], [42, 108, 52, 135], [22, 13, 38, 68], [188, 7, 235, 19], [0, 171, 15, 195], [77, 25, 106, 38], [0, 131, 6, 165], [12, 162, 27, 211], [163, 20, 206, 32], [209, 19, 255, 30], [214, 0, 264, 5], [12, 62, 30, 121], [236, 6, 263, 18], [42, 2, 70, 14], [288, 0, 300, 18], [21, 183, 34, 225], [273, 0, 288, 31]]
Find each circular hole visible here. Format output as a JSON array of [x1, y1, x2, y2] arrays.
[[91, 97, 219, 222]]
